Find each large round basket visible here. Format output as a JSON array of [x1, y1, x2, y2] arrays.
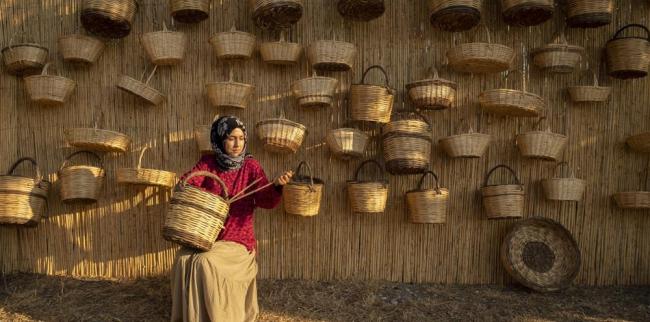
[[260, 32, 302, 65], [501, 0, 554, 27], [326, 127, 369, 160], [2, 41, 48, 76], [479, 71, 544, 117], [501, 217, 581, 292], [170, 0, 211, 24], [350, 65, 395, 124], [64, 127, 131, 153], [481, 164, 524, 219], [439, 128, 491, 158], [428, 0, 482, 32], [406, 67, 457, 111], [531, 33, 584, 73], [291, 73, 339, 108], [209, 26, 256, 61], [447, 26, 513, 73], [613, 191, 650, 209], [406, 171, 449, 224], [58, 151, 105, 204], [205, 70, 254, 109], [337, 0, 385, 21], [283, 161, 324, 217], [24, 64, 76, 106], [567, 70, 611, 103], [382, 111, 432, 175], [627, 132, 650, 153], [516, 121, 568, 161], [307, 40, 357, 72], [250, 0, 304, 30], [256, 117, 307, 154], [81, 0, 138, 39], [116, 147, 177, 188], [566, 0, 612, 28], [141, 23, 188, 66], [117, 66, 166, 106], [606, 24, 650, 80], [164, 171, 230, 251], [542, 162, 586, 202], [347, 160, 389, 214], [0, 158, 50, 226], [58, 34, 105, 64]]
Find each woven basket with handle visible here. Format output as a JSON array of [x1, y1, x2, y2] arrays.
[[439, 126, 491, 158], [542, 162, 586, 201], [291, 72, 339, 108], [406, 170, 449, 224], [326, 127, 369, 160], [170, 0, 211, 24], [0, 157, 50, 226], [350, 65, 395, 124], [141, 22, 188, 66], [406, 66, 457, 111], [58, 150, 105, 204], [205, 69, 254, 109], [283, 161, 324, 217], [2, 32, 48, 76], [479, 70, 545, 117], [516, 118, 568, 161], [447, 25, 513, 73], [81, 0, 138, 38], [568, 69, 611, 103], [209, 26, 256, 60], [307, 40, 357, 72], [58, 33, 105, 64], [117, 65, 166, 106], [532, 32, 584, 73], [24, 63, 76, 106], [250, 0, 304, 30], [614, 191, 650, 209], [337, 0, 385, 21], [606, 24, 650, 80], [194, 115, 219, 155], [501, 0, 554, 27], [481, 164, 524, 219], [64, 115, 131, 153], [566, 0, 612, 28], [428, 0, 482, 32], [117, 147, 177, 188], [256, 117, 307, 154], [347, 160, 389, 214], [382, 111, 432, 175], [260, 31, 302, 65]]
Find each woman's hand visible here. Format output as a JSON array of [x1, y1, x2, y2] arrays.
[[274, 170, 294, 186]]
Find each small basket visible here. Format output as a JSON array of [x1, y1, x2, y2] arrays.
[[58, 150, 105, 204], [2, 33, 48, 76], [209, 26, 256, 60], [566, 0, 612, 28], [614, 191, 650, 209], [428, 0, 482, 32], [501, 217, 581, 292], [205, 69, 254, 109], [406, 171, 449, 224], [479, 70, 545, 117], [250, 0, 304, 30], [260, 31, 303, 65], [141, 22, 188, 66], [58, 34, 105, 64], [516, 119, 568, 161], [347, 160, 389, 214], [542, 162, 586, 202], [256, 117, 307, 154], [307, 40, 357, 72], [283, 161, 324, 217], [447, 25, 514, 73], [337, 0, 385, 21], [567, 69, 611, 103], [0, 158, 50, 226], [117, 65, 166, 106], [291, 72, 339, 108], [406, 66, 457, 111], [439, 127, 491, 158], [170, 0, 211, 24], [24, 63, 76, 106], [382, 111, 432, 175], [194, 116, 219, 155], [326, 127, 369, 159], [81, 0, 138, 39], [350, 65, 395, 124], [626, 132, 650, 153], [481, 164, 525, 219], [116, 147, 177, 188], [532, 33, 584, 73], [606, 24, 650, 80], [164, 171, 230, 251], [501, 0, 554, 27], [64, 121, 132, 153]]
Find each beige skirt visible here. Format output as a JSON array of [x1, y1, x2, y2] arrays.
[[171, 241, 259, 322]]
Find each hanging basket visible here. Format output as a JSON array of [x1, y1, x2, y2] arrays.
[[164, 171, 230, 251], [291, 72, 339, 108], [542, 162, 586, 202], [24, 63, 76, 106], [170, 0, 211, 24], [209, 26, 256, 60], [116, 147, 177, 188], [260, 32, 303, 65], [516, 119, 568, 161], [406, 171, 449, 224], [613, 191, 650, 209], [117, 65, 166, 106], [256, 117, 307, 153], [439, 127, 491, 158], [250, 0, 304, 30], [382, 111, 432, 175], [567, 69, 611, 103], [428, 0, 482, 32], [205, 70, 255, 109], [0, 158, 50, 226], [566, 0, 612, 28], [347, 160, 389, 214], [337, 0, 385, 21], [58, 150, 105, 204], [326, 127, 369, 159], [283, 161, 324, 217], [606, 24, 650, 80], [481, 164, 525, 219], [194, 116, 219, 155], [141, 22, 188, 66], [58, 34, 105, 64], [350, 65, 395, 124], [2, 33, 48, 76], [447, 25, 514, 73], [501, 217, 581, 292], [501, 0, 554, 27], [64, 123, 131, 153], [479, 70, 545, 117], [307, 40, 357, 72], [531, 33, 584, 73], [626, 132, 650, 153], [81, 0, 138, 38], [406, 66, 457, 111]]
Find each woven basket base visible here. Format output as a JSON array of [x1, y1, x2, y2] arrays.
[[337, 0, 385, 21], [521, 153, 559, 161], [332, 150, 365, 160], [503, 4, 553, 27], [609, 69, 648, 80], [0, 216, 40, 226], [414, 100, 452, 110], [163, 227, 212, 251], [263, 142, 298, 154], [81, 10, 132, 39], [386, 159, 428, 175], [172, 10, 209, 23], [31, 97, 66, 106], [451, 58, 511, 73], [298, 96, 332, 108], [313, 62, 352, 72], [410, 216, 445, 224], [566, 13, 611, 28], [482, 104, 540, 117], [62, 197, 98, 204], [488, 214, 523, 220], [253, 2, 303, 30], [429, 6, 481, 32]]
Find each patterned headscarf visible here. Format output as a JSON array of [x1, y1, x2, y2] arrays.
[[211, 116, 250, 171]]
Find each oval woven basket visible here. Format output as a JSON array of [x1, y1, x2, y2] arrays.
[[337, 0, 385, 21], [209, 26, 256, 60], [326, 127, 369, 159], [382, 111, 432, 175], [116, 147, 177, 188], [58, 34, 105, 64], [347, 160, 389, 214], [606, 24, 650, 80], [542, 162, 586, 202], [260, 32, 302, 65], [194, 126, 213, 155], [307, 40, 357, 72], [447, 26, 514, 73], [567, 69, 611, 103], [24, 64, 76, 106], [141, 23, 188, 66], [406, 171, 449, 224], [64, 127, 131, 153], [439, 127, 492, 158], [2, 39, 48, 76], [117, 65, 166, 106], [613, 191, 650, 209], [566, 0, 612, 28], [501, 0, 554, 27], [481, 164, 524, 219], [58, 150, 105, 204], [406, 67, 457, 111], [531, 33, 584, 73], [516, 120, 568, 161], [350, 65, 395, 124], [0, 157, 50, 226], [428, 0, 482, 32], [501, 217, 581, 292], [479, 70, 545, 117], [283, 161, 324, 217], [81, 0, 138, 38], [291, 73, 339, 108], [627, 132, 650, 153], [256, 117, 307, 154], [250, 0, 304, 30], [170, 0, 211, 23], [205, 70, 254, 109], [163, 171, 230, 251]]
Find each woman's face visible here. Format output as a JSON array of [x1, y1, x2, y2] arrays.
[[223, 128, 245, 157]]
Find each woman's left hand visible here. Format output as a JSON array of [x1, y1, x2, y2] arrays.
[[274, 170, 294, 186]]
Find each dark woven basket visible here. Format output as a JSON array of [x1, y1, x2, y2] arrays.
[[566, 0, 612, 28], [251, 0, 303, 30], [337, 0, 385, 21], [429, 3, 481, 32], [170, 0, 211, 23], [502, 1, 554, 27], [81, 0, 138, 39]]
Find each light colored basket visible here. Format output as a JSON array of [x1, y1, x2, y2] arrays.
[[209, 26, 256, 60], [117, 65, 166, 106], [627, 132, 650, 153], [307, 40, 357, 72], [337, 0, 385, 21], [24, 63, 76, 106], [350, 65, 395, 124], [501, 0, 554, 27], [382, 111, 432, 175], [0, 157, 50, 226], [516, 119, 568, 161], [447, 25, 514, 73], [606, 24, 650, 79], [614, 191, 650, 209], [291, 73, 339, 108], [250, 0, 304, 30], [256, 117, 307, 154], [532, 33, 584, 73], [116, 147, 177, 188], [439, 127, 492, 158], [568, 69, 611, 103], [406, 171, 449, 224], [2, 33, 48, 76], [205, 70, 255, 109], [260, 32, 303, 65], [479, 70, 545, 117], [406, 66, 457, 111], [326, 127, 369, 159], [58, 150, 105, 204], [58, 34, 105, 64], [428, 0, 482, 32], [566, 0, 612, 28], [347, 160, 389, 214], [542, 162, 586, 202], [481, 164, 525, 219], [170, 0, 211, 23], [81, 0, 138, 39], [283, 161, 324, 217], [141, 22, 188, 66], [64, 125, 131, 153]]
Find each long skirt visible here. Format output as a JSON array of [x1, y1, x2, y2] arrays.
[[171, 241, 259, 322]]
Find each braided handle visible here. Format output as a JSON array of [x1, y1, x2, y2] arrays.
[[60, 150, 104, 170], [180, 170, 229, 199], [353, 159, 386, 183], [6, 157, 42, 183], [483, 164, 521, 187], [361, 65, 390, 87], [416, 171, 441, 194]]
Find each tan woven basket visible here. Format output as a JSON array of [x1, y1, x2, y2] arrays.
[[428, 0, 482, 32], [350, 65, 395, 124], [58, 150, 105, 204], [205, 69, 254, 109], [501, 0, 554, 27], [439, 127, 492, 158], [568, 69, 611, 103], [193, 115, 219, 154], [256, 117, 307, 154], [347, 160, 389, 214], [117, 65, 166, 106], [406, 171, 449, 224], [0, 158, 50, 226], [2, 32, 48, 76], [626, 132, 650, 153], [516, 119, 568, 161], [24, 64, 76, 106], [566, 0, 612, 28], [307, 40, 357, 72], [532, 33, 584, 73], [291, 72, 338, 108], [170, 0, 211, 23], [81, 0, 138, 38], [481, 164, 525, 219], [382, 111, 432, 175], [337, 0, 385, 21], [58, 34, 105, 64], [260, 32, 302, 65], [141, 22, 188, 66], [326, 127, 369, 159], [116, 147, 177, 188], [164, 171, 230, 251], [614, 191, 650, 209], [250, 0, 304, 30], [606, 24, 650, 79], [542, 162, 586, 202], [64, 124, 131, 153], [447, 26, 514, 73], [479, 70, 545, 117], [406, 66, 457, 111], [283, 161, 324, 217], [209, 26, 256, 60]]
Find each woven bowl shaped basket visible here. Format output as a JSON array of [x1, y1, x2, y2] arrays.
[[428, 0, 482, 32], [81, 0, 138, 39], [406, 69, 457, 110], [337, 0, 385, 21], [2, 43, 48, 76], [170, 0, 211, 23], [58, 34, 105, 64], [382, 112, 432, 175], [291, 75, 339, 108], [501, 217, 581, 292], [117, 74, 166, 106], [566, 0, 612, 28], [326, 127, 369, 159], [209, 29, 256, 60], [141, 28, 188, 66], [532, 34, 584, 74], [516, 130, 568, 161], [260, 38, 302, 65], [256, 118, 307, 154], [447, 42, 514, 73], [614, 191, 650, 209], [481, 164, 524, 219], [194, 125, 213, 154], [205, 81, 254, 109], [479, 89, 545, 117], [164, 171, 230, 251], [439, 130, 491, 158], [406, 171, 449, 224], [501, 0, 554, 27], [627, 132, 650, 153], [347, 160, 388, 214], [307, 40, 357, 72], [64, 127, 131, 153], [542, 162, 586, 201], [606, 24, 650, 80], [116, 148, 177, 188], [0, 158, 50, 226], [283, 162, 324, 217], [350, 65, 395, 124], [568, 86, 611, 103], [58, 151, 105, 204], [24, 65, 76, 106], [250, 0, 304, 30]]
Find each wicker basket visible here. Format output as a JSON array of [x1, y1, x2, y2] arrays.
[[439, 127, 492, 158], [141, 23, 187, 66], [542, 162, 586, 202], [170, 0, 211, 23], [117, 65, 166, 106], [382, 111, 432, 175], [194, 116, 219, 155], [205, 70, 254, 109], [626, 132, 650, 153], [567, 69, 611, 103], [614, 191, 650, 209], [337, 0, 385, 21], [428, 0, 482, 32], [406, 66, 457, 111], [479, 70, 545, 117], [116, 147, 177, 188], [58, 150, 105, 204], [64, 126, 131, 153], [347, 160, 389, 214], [24, 63, 76, 106], [566, 0, 612, 28], [256, 117, 307, 153], [501, 217, 581, 292], [326, 127, 369, 159], [447, 26, 514, 73], [58, 34, 105, 64], [501, 0, 554, 27], [606, 24, 650, 79], [0, 158, 50, 226], [307, 40, 357, 72], [532, 33, 584, 73], [164, 171, 230, 251], [291, 73, 339, 108], [350, 65, 395, 124], [2, 33, 48, 76], [250, 0, 304, 30], [516, 120, 568, 161], [481, 164, 524, 219], [260, 32, 303, 65], [209, 26, 256, 60], [283, 161, 324, 217], [406, 171, 449, 224], [81, 0, 138, 38]]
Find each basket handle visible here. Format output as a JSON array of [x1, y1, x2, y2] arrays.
[[612, 24, 650, 41], [40, 63, 51, 76], [353, 159, 386, 183], [416, 171, 441, 194], [553, 162, 576, 178], [294, 161, 315, 189], [483, 164, 521, 187], [136, 147, 149, 169], [576, 69, 600, 87], [7, 30, 27, 50], [6, 157, 42, 183], [60, 150, 104, 170], [361, 65, 390, 87], [426, 66, 440, 79], [144, 65, 158, 85], [477, 24, 492, 44], [278, 30, 287, 42], [502, 70, 526, 93], [180, 170, 229, 199]]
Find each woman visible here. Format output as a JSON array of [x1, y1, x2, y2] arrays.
[[171, 116, 293, 322]]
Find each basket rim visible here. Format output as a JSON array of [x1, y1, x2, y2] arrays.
[[292, 75, 338, 85], [543, 177, 586, 183], [567, 85, 611, 90], [310, 39, 356, 47], [2, 43, 49, 53], [142, 30, 186, 37], [406, 187, 449, 194], [517, 130, 567, 139], [118, 74, 165, 98], [260, 40, 302, 47], [64, 127, 131, 138], [452, 42, 513, 52], [614, 191, 650, 196], [406, 77, 457, 90], [480, 88, 544, 101], [24, 74, 75, 83], [205, 81, 255, 89], [0, 174, 51, 183], [531, 44, 584, 55], [256, 118, 307, 131], [439, 132, 491, 141], [210, 30, 256, 39], [58, 33, 103, 41]]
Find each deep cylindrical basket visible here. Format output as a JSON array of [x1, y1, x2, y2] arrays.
[[117, 66, 166, 106], [516, 127, 568, 161], [256, 117, 307, 153], [24, 64, 76, 106], [2, 42, 48, 76], [566, 0, 612, 28], [116, 147, 177, 188], [291, 74, 339, 108], [64, 127, 131, 153], [542, 162, 586, 202], [283, 161, 324, 217], [428, 0, 482, 32], [406, 171, 449, 224], [337, 0, 385, 21], [205, 73, 255, 109], [0, 158, 50, 226], [250, 0, 304, 30], [260, 34, 303, 65], [347, 160, 389, 214], [627, 132, 650, 153], [58, 150, 105, 204], [382, 112, 432, 175], [567, 70, 611, 103], [209, 27, 256, 60], [606, 24, 650, 80], [439, 129, 492, 158], [81, 0, 138, 38], [406, 67, 457, 110], [141, 25, 188, 66], [350, 65, 395, 124], [532, 33, 584, 73], [194, 125, 214, 154], [501, 0, 554, 27], [58, 34, 105, 64], [614, 191, 650, 209], [307, 40, 357, 72], [170, 0, 211, 23], [481, 164, 525, 219], [164, 171, 230, 251], [447, 26, 514, 73], [326, 127, 369, 159]]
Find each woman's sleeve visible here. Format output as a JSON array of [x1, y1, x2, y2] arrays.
[[251, 162, 283, 210]]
